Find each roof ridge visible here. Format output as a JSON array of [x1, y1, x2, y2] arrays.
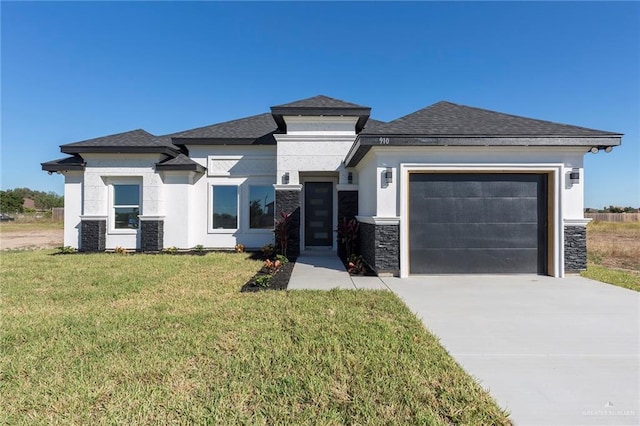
[[271, 95, 370, 109]]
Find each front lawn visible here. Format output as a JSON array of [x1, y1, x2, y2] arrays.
[[1, 251, 510, 425]]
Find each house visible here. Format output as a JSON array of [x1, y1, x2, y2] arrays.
[[23, 198, 36, 210], [42, 95, 622, 277]]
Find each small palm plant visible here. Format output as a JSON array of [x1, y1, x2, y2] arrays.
[[274, 212, 292, 256], [337, 217, 359, 259]]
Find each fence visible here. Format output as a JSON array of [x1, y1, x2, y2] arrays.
[[585, 213, 640, 222], [52, 208, 64, 222]]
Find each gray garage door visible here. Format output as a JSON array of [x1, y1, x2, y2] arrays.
[[409, 173, 547, 274]]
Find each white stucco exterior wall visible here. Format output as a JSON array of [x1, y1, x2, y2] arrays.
[[81, 153, 164, 249], [161, 171, 194, 248], [186, 145, 277, 249], [275, 116, 358, 185], [284, 116, 359, 135], [63, 171, 83, 248], [356, 146, 587, 220]]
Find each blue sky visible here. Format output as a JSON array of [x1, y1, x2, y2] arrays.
[[2, 1, 638, 208]]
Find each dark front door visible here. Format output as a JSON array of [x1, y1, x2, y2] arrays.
[[305, 182, 333, 246], [409, 173, 548, 274]]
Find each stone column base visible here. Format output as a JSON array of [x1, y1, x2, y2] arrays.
[[359, 221, 400, 276], [141, 220, 164, 252], [80, 218, 106, 252], [565, 225, 587, 272]]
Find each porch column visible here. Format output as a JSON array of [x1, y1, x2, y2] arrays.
[[274, 184, 302, 258]]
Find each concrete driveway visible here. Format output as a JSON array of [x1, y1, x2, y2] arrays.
[[383, 275, 640, 426]]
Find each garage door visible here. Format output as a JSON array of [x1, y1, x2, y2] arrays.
[[409, 173, 547, 274]]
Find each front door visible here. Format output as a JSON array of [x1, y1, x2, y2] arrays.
[[304, 182, 333, 246]]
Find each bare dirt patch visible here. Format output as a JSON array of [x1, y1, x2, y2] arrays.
[[0, 225, 63, 250], [587, 221, 640, 272]]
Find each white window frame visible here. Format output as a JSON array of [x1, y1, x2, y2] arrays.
[[208, 182, 240, 233], [108, 179, 142, 235]]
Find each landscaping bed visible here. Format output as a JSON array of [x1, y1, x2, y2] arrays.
[[241, 258, 296, 292]]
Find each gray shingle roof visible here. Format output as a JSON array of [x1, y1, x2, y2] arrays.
[[169, 113, 278, 144], [60, 129, 179, 155], [361, 118, 386, 132], [271, 95, 369, 109], [363, 101, 622, 137], [270, 95, 372, 133], [155, 154, 205, 173], [41, 155, 86, 172]]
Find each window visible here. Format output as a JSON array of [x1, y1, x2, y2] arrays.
[[212, 186, 238, 229], [249, 185, 274, 229], [113, 184, 140, 229]]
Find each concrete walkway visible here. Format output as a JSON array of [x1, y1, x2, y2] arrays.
[[287, 250, 387, 290]]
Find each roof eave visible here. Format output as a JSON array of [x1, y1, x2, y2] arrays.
[[155, 163, 205, 173], [60, 146, 179, 155], [270, 107, 371, 132], [345, 134, 623, 168], [172, 136, 277, 146], [41, 157, 86, 172]]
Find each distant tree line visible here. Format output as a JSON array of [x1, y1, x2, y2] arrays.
[[0, 188, 63, 213], [585, 206, 639, 213]]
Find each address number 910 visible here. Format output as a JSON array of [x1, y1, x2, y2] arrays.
[[379, 137, 390, 144]]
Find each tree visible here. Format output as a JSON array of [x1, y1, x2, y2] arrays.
[[33, 191, 64, 209], [0, 187, 63, 210], [0, 190, 24, 213]]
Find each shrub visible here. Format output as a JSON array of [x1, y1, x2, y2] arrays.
[[235, 243, 245, 253], [261, 243, 275, 257], [347, 254, 366, 275], [254, 274, 272, 288], [275, 254, 289, 264], [163, 246, 178, 254], [193, 244, 205, 253], [114, 246, 129, 255], [337, 217, 359, 259], [263, 259, 281, 274], [56, 246, 76, 254]]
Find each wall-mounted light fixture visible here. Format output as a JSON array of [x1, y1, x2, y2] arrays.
[[589, 146, 614, 154], [384, 167, 393, 184], [347, 172, 353, 184], [569, 168, 580, 184], [282, 172, 290, 185]]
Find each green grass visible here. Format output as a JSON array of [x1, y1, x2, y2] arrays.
[[1, 250, 509, 425], [581, 264, 640, 292]]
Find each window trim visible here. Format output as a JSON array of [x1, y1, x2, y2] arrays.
[[209, 183, 240, 233], [108, 179, 142, 234]]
